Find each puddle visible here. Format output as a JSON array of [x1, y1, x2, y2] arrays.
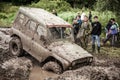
[[29, 65, 58, 80]]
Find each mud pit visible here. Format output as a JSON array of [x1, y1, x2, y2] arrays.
[[0, 48, 32, 80], [0, 28, 120, 80], [45, 54, 120, 80]]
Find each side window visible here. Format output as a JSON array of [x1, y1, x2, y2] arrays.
[[19, 13, 24, 19], [37, 25, 47, 36], [26, 20, 30, 29], [14, 13, 25, 27], [29, 21, 36, 31], [26, 20, 37, 31], [49, 27, 61, 39]]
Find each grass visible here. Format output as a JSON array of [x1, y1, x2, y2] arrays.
[[86, 44, 120, 58]]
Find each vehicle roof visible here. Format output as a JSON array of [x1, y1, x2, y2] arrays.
[[19, 7, 72, 28]]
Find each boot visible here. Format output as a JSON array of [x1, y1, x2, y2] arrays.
[[97, 46, 100, 53], [92, 45, 95, 53]]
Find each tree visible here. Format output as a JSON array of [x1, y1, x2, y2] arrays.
[[31, 0, 72, 12], [65, 0, 96, 8], [95, 0, 120, 15], [0, 0, 39, 5]]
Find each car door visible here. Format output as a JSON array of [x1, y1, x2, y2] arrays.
[[31, 24, 50, 62], [23, 20, 37, 53]]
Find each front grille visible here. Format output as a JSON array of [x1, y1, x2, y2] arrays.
[[71, 57, 93, 69]]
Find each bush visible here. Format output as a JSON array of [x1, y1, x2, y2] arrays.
[[59, 11, 76, 24], [0, 12, 16, 27], [59, 10, 117, 27], [31, 0, 72, 12], [0, 3, 18, 27]]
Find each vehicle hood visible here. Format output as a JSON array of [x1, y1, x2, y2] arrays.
[[48, 41, 93, 62]]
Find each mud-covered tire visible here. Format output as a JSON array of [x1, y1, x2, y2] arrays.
[[9, 37, 23, 56], [42, 61, 63, 74]]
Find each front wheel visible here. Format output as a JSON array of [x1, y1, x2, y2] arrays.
[[9, 37, 23, 56], [42, 61, 63, 74]]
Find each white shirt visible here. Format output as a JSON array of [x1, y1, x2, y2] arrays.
[[81, 13, 86, 21]]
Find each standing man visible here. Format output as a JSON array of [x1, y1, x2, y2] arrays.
[[73, 16, 82, 36], [89, 11, 92, 23], [77, 16, 92, 49], [91, 16, 102, 53]]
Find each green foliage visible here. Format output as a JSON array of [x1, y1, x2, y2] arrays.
[[0, 1, 120, 28], [31, 0, 72, 12], [4, 0, 39, 5], [95, 0, 120, 15], [59, 12, 76, 24], [59, 10, 116, 27], [64, 0, 96, 8], [0, 2, 18, 13], [0, 3, 18, 26], [0, 12, 16, 27]]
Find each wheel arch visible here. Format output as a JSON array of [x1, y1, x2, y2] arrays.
[[42, 56, 64, 71], [11, 34, 20, 39]]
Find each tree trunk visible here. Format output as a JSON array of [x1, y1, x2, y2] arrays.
[[73, 0, 76, 8]]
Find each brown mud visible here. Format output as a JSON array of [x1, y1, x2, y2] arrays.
[[25, 54, 58, 80], [47, 52, 120, 80]]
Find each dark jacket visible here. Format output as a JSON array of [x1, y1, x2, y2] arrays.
[[91, 22, 102, 36], [106, 21, 112, 31]]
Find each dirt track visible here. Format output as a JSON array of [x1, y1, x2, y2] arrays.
[[0, 28, 120, 80]]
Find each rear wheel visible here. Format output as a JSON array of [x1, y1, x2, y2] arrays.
[[9, 37, 23, 56], [42, 61, 63, 74]]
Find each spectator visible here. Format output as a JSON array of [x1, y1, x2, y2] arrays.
[[73, 16, 82, 36], [116, 23, 119, 32], [113, 19, 119, 41], [77, 15, 92, 49], [91, 16, 102, 53], [105, 20, 112, 38], [89, 11, 92, 23], [103, 18, 118, 46]]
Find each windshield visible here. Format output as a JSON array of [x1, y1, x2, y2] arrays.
[[49, 27, 71, 39]]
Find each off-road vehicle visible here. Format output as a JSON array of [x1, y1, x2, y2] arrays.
[[9, 7, 93, 74]]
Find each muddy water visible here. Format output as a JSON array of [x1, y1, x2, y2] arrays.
[[29, 65, 58, 80], [26, 54, 58, 80]]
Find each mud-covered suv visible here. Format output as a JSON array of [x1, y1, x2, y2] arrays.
[[9, 7, 93, 74]]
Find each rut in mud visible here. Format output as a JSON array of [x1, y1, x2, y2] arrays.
[[0, 28, 120, 80], [0, 48, 32, 80], [0, 28, 32, 80]]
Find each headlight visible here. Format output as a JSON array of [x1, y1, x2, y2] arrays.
[[89, 58, 93, 62]]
